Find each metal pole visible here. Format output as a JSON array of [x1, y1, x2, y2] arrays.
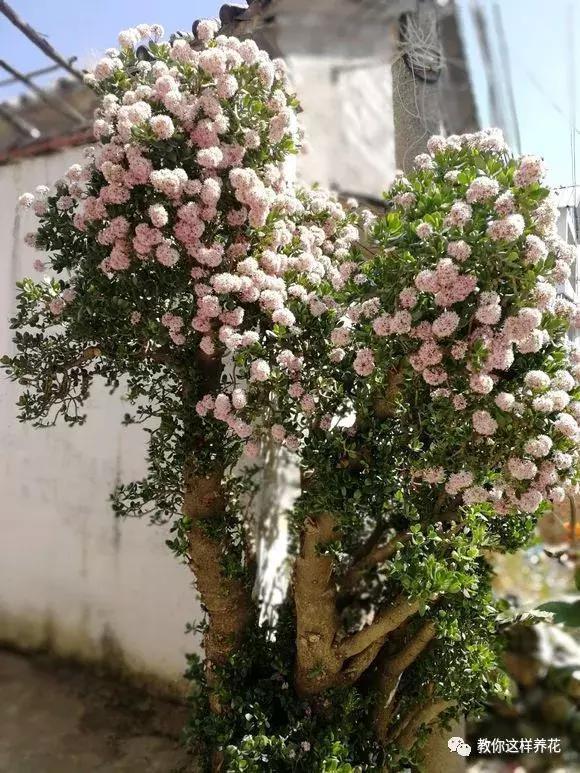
[[0, 0, 85, 82], [0, 59, 87, 125]]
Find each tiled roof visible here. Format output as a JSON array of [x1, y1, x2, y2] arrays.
[[0, 77, 96, 160]]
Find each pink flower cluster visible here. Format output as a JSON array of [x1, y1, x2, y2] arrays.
[[20, 20, 367, 456], [344, 129, 580, 517]]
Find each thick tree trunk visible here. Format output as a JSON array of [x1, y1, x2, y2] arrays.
[[184, 467, 254, 773], [184, 353, 255, 771], [293, 512, 344, 695], [420, 718, 466, 773], [184, 467, 254, 697]]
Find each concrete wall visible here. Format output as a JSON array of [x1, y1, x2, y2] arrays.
[[281, 23, 397, 197], [0, 147, 200, 692]]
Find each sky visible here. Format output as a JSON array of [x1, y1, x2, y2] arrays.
[[457, 0, 580, 190], [1, 0, 579, 190], [0, 0, 229, 93]]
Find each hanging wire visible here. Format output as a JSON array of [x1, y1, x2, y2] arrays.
[[0, 0, 84, 82], [0, 1, 93, 146]]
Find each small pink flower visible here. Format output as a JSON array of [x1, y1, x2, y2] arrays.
[[487, 214, 525, 242], [372, 315, 391, 337], [19, 192, 35, 208], [416, 222, 433, 240], [250, 359, 271, 382], [514, 155, 545, 187], [432, 311, 459, 338], [445, 471, 474, 496], [447, 240, 471, 262], [472, 410, 497, 436], [285, 435, 301, 452], [150, 114, 175, 139], [399, 287, 418, 309], [149, 204, 169, 227], [465, 176, 499, 203], [469, 373, 494, 394], [271, 424, 286, 443], [353, 348, 375, 377], [494, 392, 515, 411], [48, 297, 65, 316]]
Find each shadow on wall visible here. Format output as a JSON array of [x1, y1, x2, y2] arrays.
[[0, 600, 192, 699]]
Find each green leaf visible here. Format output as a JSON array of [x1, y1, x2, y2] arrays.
[[537, 599, 580, 627]]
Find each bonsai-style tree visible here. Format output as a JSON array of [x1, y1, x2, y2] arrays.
[[4, 19, 580, 772]]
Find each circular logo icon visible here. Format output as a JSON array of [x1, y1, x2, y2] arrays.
[[447, 737, 463, 752]]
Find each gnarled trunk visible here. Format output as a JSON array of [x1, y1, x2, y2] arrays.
[[185, 467, 254, 703], [184, 353, 256, 770]]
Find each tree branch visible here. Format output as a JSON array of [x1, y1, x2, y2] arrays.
[[341, 531, 411, 591], [396, 698, 455, 751], [373, 620, 437, 740], [350, 521, 388, 564], [338, 596, 422, 658], [385, 620, 436, 675], [293, 512, 344, 695], [337, 636, 389, 687], [57, 345, 102, 371]]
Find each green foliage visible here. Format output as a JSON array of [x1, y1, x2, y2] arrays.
[[183, 615, 405, 772], [537, 599, 580, 627], [3, 24, 577, 769]]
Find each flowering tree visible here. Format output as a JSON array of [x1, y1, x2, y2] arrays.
[[4, 18, 580, 773]]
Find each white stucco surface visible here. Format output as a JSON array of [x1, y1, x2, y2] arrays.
[[291, 56, 396, 197], [0, 148, 200, 690], [280, 19, 397, 197]]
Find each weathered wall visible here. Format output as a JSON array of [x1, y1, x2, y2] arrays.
[[281, 22, 397, 197], [0, 147, 200, 692]]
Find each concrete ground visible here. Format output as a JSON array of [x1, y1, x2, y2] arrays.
[[0, 649, 194, 772]]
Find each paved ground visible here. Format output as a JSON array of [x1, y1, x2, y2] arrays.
[[0, 650, 194, 772]]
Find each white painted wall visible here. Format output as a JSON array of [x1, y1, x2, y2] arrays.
[[291, 56, 396, 196], [279, 16, 397, 196], [0, 147, 200, 691]]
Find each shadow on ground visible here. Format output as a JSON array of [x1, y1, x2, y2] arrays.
[[0, 649, 195, 772]]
